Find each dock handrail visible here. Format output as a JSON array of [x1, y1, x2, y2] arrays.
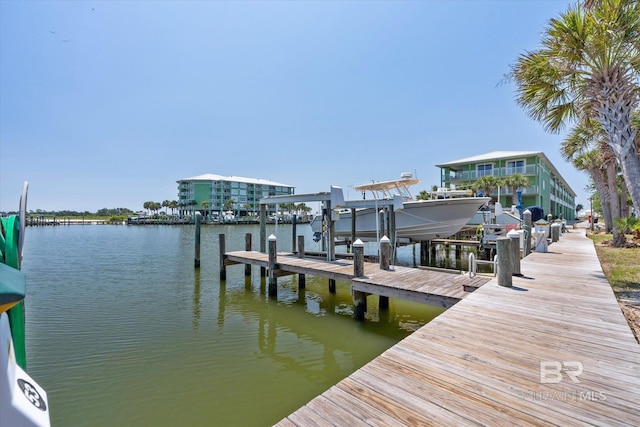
[[468, 252, 498, 278]]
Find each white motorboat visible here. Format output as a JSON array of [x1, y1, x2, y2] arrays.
[[311, 174, 490, 243]]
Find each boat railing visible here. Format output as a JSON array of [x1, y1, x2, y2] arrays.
[[468, 252, 498, 278]]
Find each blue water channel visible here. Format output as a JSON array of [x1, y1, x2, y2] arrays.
[[21, 224, 453, 426]]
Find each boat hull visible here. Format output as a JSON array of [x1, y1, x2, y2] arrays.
[[313, 197, 490, 242]]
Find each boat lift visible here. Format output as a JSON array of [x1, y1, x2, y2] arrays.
[[260, 187, 404, 263], [260, 186, 345, 261]]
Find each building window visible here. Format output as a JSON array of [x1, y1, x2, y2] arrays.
[[477, 164, 493, 177], [506, 160, 525, 175]]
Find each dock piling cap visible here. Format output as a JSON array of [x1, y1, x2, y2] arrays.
[[507, 230, 520, 238], [353, 239, 364, 247], [534, 219, 549, 225], [268, 234, 277, 241]]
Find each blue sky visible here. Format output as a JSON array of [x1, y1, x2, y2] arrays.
[[0, 0, 590, 213]]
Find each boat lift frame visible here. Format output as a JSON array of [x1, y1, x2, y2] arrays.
[[260, 187, 404, 263]]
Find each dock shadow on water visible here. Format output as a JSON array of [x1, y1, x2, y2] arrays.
[[21, 224, 444, 427]]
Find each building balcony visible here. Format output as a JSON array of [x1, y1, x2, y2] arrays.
[[444, 164, 539, 182]]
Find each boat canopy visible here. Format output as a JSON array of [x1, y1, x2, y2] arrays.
[[353, 177, 421, 200]]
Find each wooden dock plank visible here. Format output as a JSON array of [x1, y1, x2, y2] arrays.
[[274, 230, 640, 426], [319, 386, 407, 427]]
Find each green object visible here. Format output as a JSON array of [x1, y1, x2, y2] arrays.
[[1, 215, 27, 370], [0, 262, 26, 308]]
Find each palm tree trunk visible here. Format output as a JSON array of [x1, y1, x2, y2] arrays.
[[617, 149, 640, 213], [592, 69, 640, 212], [589, 166, 613, 233], [605, 161, 626, 246], [621, 178, 629, 218]]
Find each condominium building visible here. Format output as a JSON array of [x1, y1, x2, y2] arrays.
[[436, 151, 576, 220], [176, 174, 295, 218]]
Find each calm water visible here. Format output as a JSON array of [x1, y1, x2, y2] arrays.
[[21, 224, 446, 427]]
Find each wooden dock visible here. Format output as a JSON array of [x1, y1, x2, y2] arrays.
[[224, 251, 491, 308], [272, 229, 640, 426]]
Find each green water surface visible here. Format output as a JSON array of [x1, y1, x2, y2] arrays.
[[22, 224, 445, 426]]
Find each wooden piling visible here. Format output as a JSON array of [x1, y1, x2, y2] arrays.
[[496, 237, 513, 287], [219, 233, 226, 280], [353, 290, 367, 321], [350, 208, 356, 254], [523, 209, 532, 257], [245, 233, 252, 276], [380, 236, 390, 270], [551, 223, 560, 242], [297, 235, 305, 289], [260, 204, 267, 277], [329, 279, 336, 293], [297, 235, 305, 258], [268, 234, 277, 296], [353, 239, 367, 320], [420, 241, 429, 266], [508, 231, 522, 276], [194, 212, 201, 268], [353, 239, 364, 278], [292, 215, 297, 253]]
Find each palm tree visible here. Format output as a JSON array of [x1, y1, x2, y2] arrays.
[[223, 199, 236, 212], [242, 203, 252, 217], [169, 200, 178, 216], [512, 0, 640, 212], [561, 118, 626, 244], [143, 201, 154, 215], [296, 203, 312, 221], [200, 201, 210, 220], [417, 190, 431, 201], [502, 173, 530, 208], [162, 200, 171, 214], [473, 176, 500, 202]]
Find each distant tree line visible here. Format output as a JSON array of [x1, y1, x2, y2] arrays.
[[3, 207, 136, 217]]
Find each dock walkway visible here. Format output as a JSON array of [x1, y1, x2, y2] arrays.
[[224, 251, 491, 308], [274, 229, 640, 426]]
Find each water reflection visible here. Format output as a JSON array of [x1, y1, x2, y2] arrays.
[[23, 225, 450, 427], [192, 268, 201, 331]]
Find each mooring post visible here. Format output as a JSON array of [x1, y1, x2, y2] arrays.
[[297, 235, 305, 258], [260, 204, 267, 277], [268, 234, 277, 296], [352, 239, 367, 320], [194, 212, 201, 268], [350, 208, 356, 254], [507, 229, 522, 276], [292, 215, 297, 253], [297, 235, 305, 289], [378, 236, 390, 309], [244, 233, 252, 276], [219, 233, 226, 280], [380, 235, 390, 270], [551, 222, 560, 243], [353, 239, 364, 277], [420, 241, 428, 266], [523, 209, 532, 257], [496, 237, 513, 287]]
